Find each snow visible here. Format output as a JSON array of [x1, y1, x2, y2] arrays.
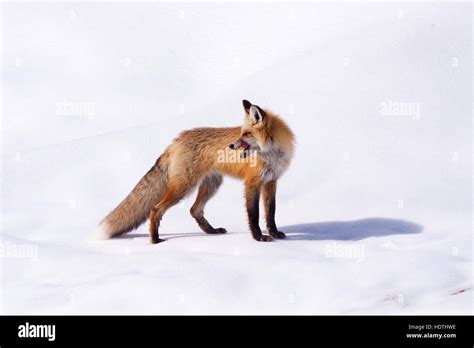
[[1, 2, 472, 314]]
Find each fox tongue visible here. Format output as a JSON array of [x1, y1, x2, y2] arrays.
[[240, 140, 249, 150]]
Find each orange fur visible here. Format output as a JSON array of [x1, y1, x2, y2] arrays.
[[98, 100, 295, 243]]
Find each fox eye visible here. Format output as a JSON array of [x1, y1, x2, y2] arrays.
[[242, 132, 250, 137]]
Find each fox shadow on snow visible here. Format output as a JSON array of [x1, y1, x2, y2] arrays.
[[122, 218, 422, 241], [280, 218, 422, 241]]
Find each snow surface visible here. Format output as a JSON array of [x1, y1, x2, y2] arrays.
[[1, 2, 472, 314]]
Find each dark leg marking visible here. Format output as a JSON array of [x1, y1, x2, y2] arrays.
[[190, 173, 227, 234], [263, 180, 285, 239], [245, 183, 272, 242]]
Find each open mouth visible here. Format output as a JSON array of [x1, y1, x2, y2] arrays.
[[229, 140, 251, 158], [240, 141, 251, 159], [240, 140, 250, 150]]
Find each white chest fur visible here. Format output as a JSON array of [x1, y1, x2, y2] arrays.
[[259, 147, 291, 183]]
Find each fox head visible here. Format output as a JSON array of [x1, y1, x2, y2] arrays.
[[229, 100, 269, 158]]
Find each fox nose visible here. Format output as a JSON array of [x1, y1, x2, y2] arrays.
[[229, 144, 235, 149]]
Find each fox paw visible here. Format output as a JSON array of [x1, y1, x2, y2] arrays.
[[269, 231, 286, 239], [206, 227, 227, 234], [150, 237, 165, 244], [255, 235, 273, 242]]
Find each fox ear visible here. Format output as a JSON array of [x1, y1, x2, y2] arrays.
[[243, 100, 265, 125], [242, 99, 252, 113], [248, 105, 265, 125]]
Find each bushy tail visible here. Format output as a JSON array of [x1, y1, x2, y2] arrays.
[[97, 155, 169, 239]]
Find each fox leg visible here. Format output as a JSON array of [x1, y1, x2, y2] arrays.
[[149, 181, 195, 244], [190, 173, 226, 234], [245, 180, 272, 242], [262, 180, 285, 239]]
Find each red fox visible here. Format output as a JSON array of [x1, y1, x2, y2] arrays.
[[98, 100, 295, 244]]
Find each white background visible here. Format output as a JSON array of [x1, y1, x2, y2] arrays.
[[1, 2, 472, 314]]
